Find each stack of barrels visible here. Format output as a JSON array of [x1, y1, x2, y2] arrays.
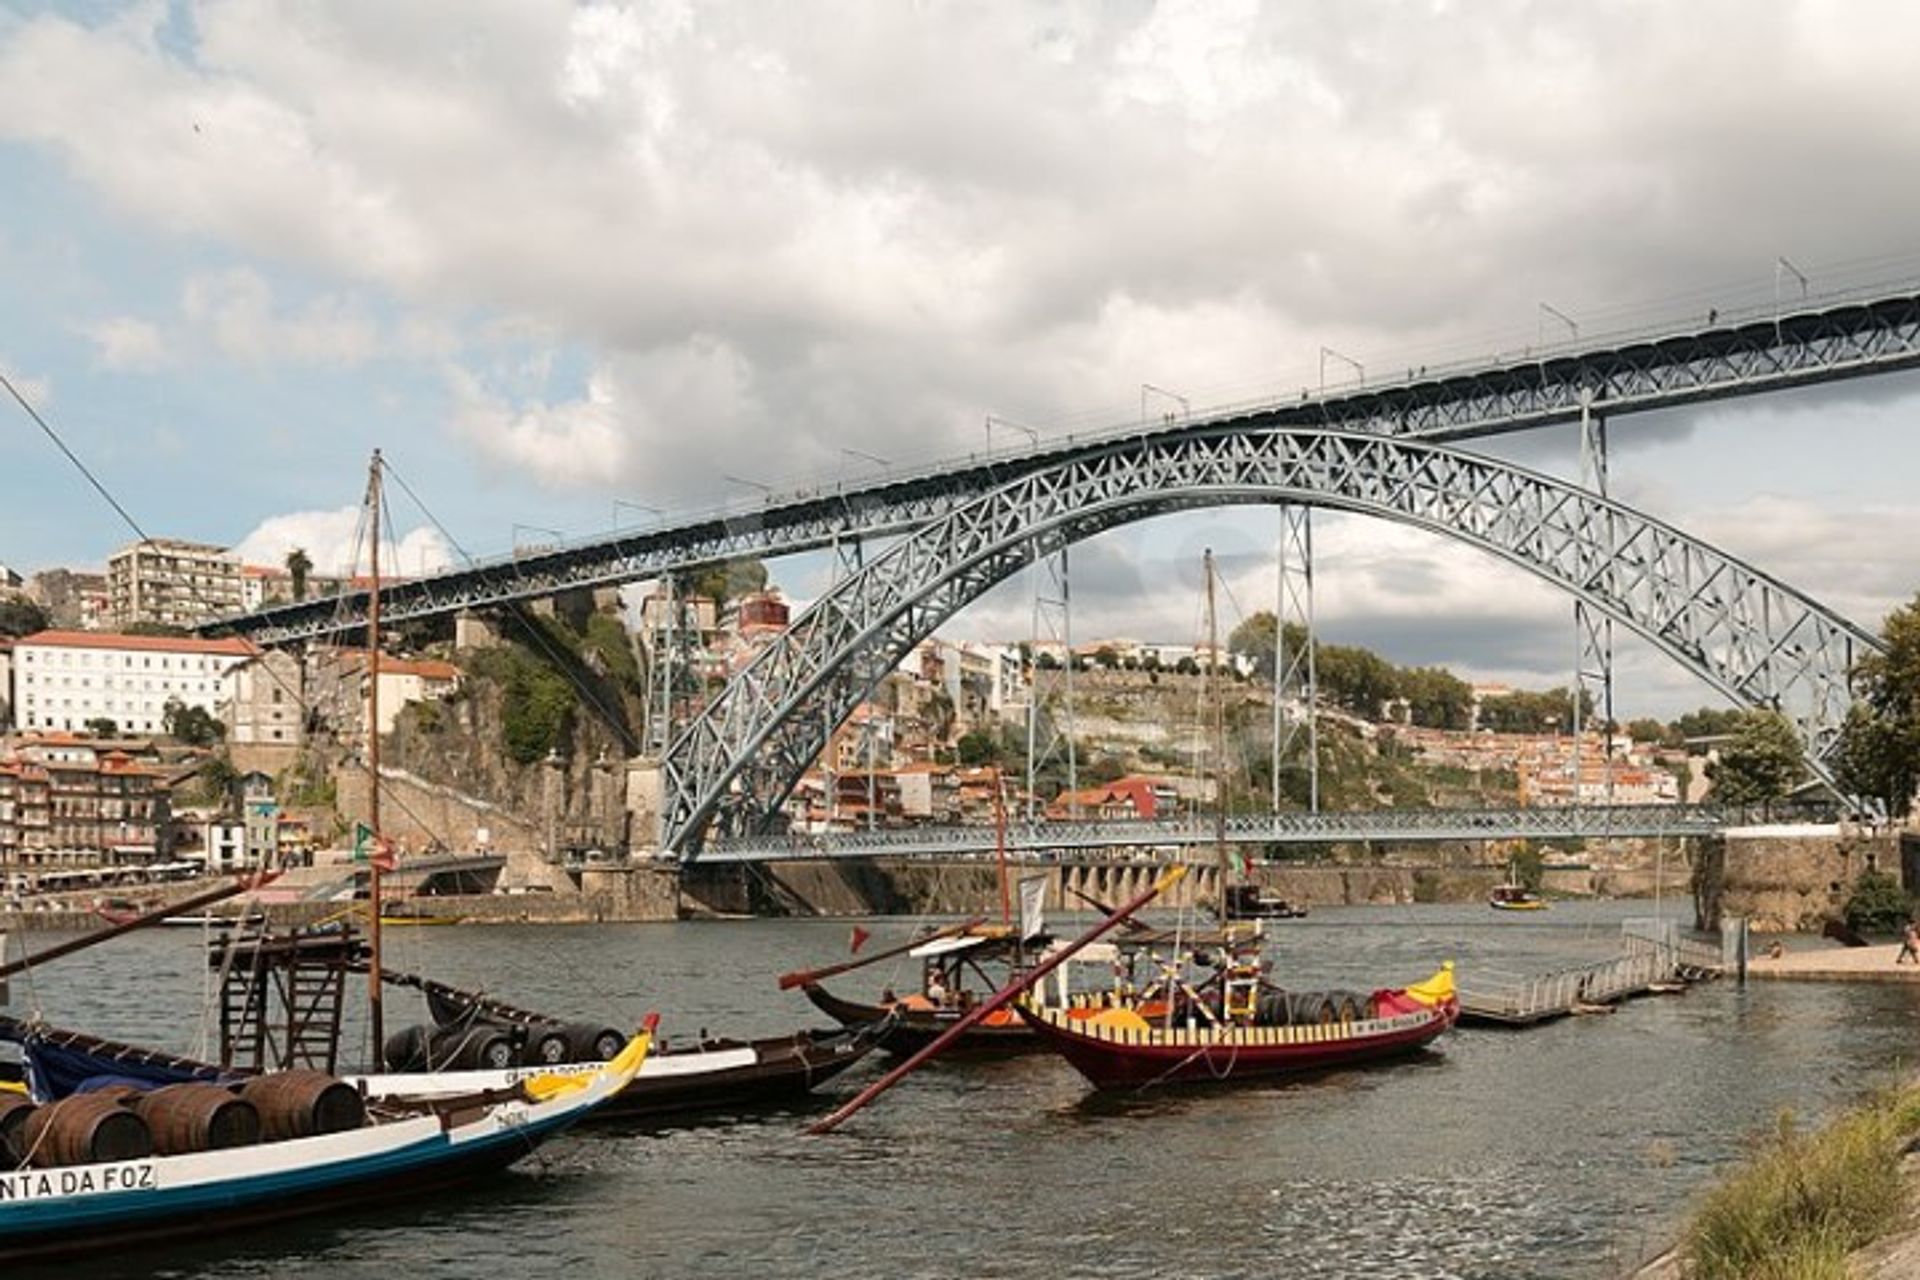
[[383, 1018, 626, 1072], [0, 1070, 367, 1170]]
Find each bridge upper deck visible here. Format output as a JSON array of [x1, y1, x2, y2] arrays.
[[208, 286, 1920, 645]]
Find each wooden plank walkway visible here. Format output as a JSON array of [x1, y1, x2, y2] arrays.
[[1458, 935, 1700, 1027]]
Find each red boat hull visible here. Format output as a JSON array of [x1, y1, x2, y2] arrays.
[[1015, 1002, 1457, 1090]]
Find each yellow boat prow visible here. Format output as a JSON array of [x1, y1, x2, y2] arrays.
[[1405, 960, 1457, 1008]]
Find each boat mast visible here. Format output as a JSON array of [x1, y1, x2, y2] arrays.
[[365, 449, 386, 1058], [1205, 548, 1229, 924], [994, 765, 1011, 930]]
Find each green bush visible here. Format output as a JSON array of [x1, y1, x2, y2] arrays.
[[1685, 1091, 1920, 1280], [1843, 869, 1912, 934]]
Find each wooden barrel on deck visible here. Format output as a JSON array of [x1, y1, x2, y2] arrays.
[[240, 1070, 364, 1141], [562, 1023, 627, 1062], [22, 1093, 152, 1167], [0, 1093, 37, 1165], [130, 1083, 260, 1154]]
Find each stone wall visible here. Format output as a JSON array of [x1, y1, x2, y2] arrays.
[[1714, 823, 1898, 933]]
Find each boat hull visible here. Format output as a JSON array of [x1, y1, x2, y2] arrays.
[[801, 983, 1035, 1056], [1015, 1002, 1456, 1090], [352, 1025, 882, 1119], [0, 1045, 638, 1264]]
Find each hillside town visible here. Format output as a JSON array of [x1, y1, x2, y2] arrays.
[[0, 536, 1703, 890]]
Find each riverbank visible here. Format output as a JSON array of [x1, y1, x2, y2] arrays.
[[1633, 1084, 1920, 1278]]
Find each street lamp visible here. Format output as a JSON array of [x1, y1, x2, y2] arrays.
[[985, 414, 1040, 455], [838, 446, 891, 470], [1775, 255, 1809, 337], [1319, 346, 1363, 390], [611, 498, 661, 531], [723, 473, 773, 501], [1538, 302, 1578, 347], [1140, 383, 1189, 424]]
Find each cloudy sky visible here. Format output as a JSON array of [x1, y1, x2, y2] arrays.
[[3, 0, 1919, 718]]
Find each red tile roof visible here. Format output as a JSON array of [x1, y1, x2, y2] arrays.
[[20, 629, 258, 657]]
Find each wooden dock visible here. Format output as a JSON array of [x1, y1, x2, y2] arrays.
[[1457, 928, 1717, 1027]]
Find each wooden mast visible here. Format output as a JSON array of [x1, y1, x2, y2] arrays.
[[1205, 549, 1230, 923], [365, 449, 386, 1058], [994, 765, 1011, 928]]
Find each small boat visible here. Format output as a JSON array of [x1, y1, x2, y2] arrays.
[[1016, 963, 1459, 1090], [377, 902, 463, 926], [1222, 884, 1309, 920], [0, 1015, 653, 1264], [795, 924, 1045, 1056], [1488, 883, 1549, 911]]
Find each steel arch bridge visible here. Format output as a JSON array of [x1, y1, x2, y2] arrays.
[[661, 426, 1879, 857], [210, 286, 1920, 646]]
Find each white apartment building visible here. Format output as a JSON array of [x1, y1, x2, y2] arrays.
[[108, 538, 243, 629], [11, 630, 259, 735]]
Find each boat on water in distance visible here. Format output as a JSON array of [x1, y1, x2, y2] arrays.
[[1222, 883, 1309, 920], [1489, 883, 1550, 911]]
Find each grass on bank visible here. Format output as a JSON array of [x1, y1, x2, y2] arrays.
[[1684, 1084, 1920, 1279]]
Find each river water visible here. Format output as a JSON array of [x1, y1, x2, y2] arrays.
[[7, 901, 1919, 1279]]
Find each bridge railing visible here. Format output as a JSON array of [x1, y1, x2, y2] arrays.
[[691, 802, 1842, 863]]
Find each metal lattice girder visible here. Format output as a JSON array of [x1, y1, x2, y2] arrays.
[[210, 288, 1920, 645], [697, 803, 1768, 863], [661, 427, 1880, 856]]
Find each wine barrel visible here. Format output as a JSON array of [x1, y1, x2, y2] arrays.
[[562, 1023, 627, 1062], [131, 1083, 260, 1155], [526, 1022, 576, 1066], [22, 1093, 152, 1167], [0, 1093, 37, 1165], [241, 1071, 365, 1142], [383, 1023, 432, 1072], [428, 1023, 517, 1071]]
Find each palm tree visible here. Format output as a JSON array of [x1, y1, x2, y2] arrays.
[[286, 547, 313, 602]]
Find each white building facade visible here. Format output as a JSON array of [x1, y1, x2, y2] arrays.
[[11, 631, 259, 735]]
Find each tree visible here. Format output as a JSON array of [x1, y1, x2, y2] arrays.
[[1834, 594, 1920, 817], [285, 547, 313, 603], [1399, 666, 1473, 730], [1092, 646, 1119, 671], [1228, 611, 1278, 680], [161, 697, 225, 747], [1670, 706, 1745, 749], [1844, 869, 1912, 934], [0, 599, 48, 637], [676, 557, 768, 606], [1626, 717, 1668, 745], [1705, 710, 1806, 805], [83, 717, 118, 738], [956, 729, 1000, 767]]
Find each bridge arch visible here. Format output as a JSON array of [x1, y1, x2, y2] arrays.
[[662, 427, 1877, 855]]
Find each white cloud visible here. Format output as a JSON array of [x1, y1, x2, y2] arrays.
[[0, 359, 51, 408], [180, 268, 377, 365], [231, 506, 453, 579], [82, 316, 170, 371]]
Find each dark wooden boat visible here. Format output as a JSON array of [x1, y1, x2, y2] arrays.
[[1015, 964, 1459, 1090], [800, 982, 1034, 1057], [356, 972, 888, 1117]]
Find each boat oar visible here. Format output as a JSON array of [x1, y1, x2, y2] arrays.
[[807, 865, 1188, 1136], [0, 871, 280, 980], [776, 916, 988, 991]]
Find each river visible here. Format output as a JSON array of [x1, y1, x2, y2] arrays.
[[7, 901, 1918, 1279]]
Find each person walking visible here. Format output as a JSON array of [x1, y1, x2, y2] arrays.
[[1897, 921, 1920, 965]]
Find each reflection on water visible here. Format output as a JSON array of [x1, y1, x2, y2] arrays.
[[7, 902, 1920, 1279]]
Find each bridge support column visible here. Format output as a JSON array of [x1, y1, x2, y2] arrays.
[[1271, 504, 1320, 813], [1026, 539, 1077, 822], [1573, 388, 1616, 804]]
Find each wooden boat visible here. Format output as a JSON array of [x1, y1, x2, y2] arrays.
[[1016, 963, 1459, 1090], [1222, 884, 1309, 920], [0, 1018, 654, 1264], [794, 923, 1048, 1056], [801, 979, 1033, 1057], [1488, 883, 1549, 911], [356, 970, 889, 1117]]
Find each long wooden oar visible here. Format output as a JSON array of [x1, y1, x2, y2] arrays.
[[0, 872, 278, 980], [777, 916, 987, 991], [808, 865, 1187, 1135]]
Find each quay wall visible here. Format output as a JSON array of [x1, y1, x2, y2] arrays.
[[1709, 824, 1901, 933]]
